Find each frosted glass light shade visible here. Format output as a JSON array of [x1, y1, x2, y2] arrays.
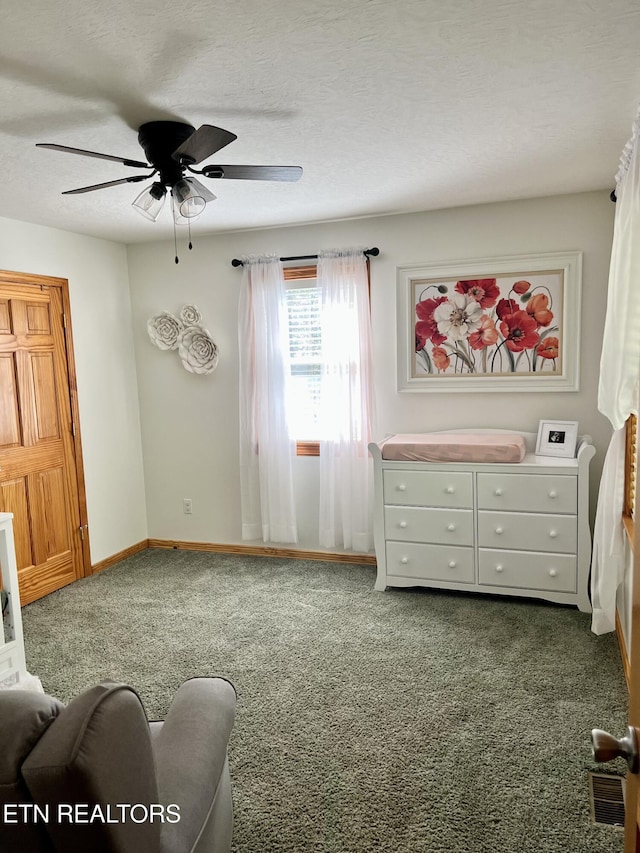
[[172, 179, 206, 221], [132, 182, 166, 221]]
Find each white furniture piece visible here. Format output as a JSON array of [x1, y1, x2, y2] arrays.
[[369, 430, 595, 612], [0, 512, 27, 686]]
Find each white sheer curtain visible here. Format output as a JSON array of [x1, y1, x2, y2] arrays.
[[317, 248, 375, 552], [238, 255, 298, 544], [591, 108, 640, 634]]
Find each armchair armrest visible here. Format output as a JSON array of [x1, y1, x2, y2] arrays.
[[153, 677, 236, 853]]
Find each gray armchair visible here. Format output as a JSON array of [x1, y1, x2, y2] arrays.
[[0, 677, 236, 852]]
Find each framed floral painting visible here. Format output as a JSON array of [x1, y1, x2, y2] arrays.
[[397, 251, 582, 392]]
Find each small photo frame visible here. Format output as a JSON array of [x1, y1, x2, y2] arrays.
[[535, 419, 579, 458]]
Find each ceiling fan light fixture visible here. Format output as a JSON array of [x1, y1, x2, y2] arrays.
[[172, 178, 207, 221], [132, 181, 166, 221]]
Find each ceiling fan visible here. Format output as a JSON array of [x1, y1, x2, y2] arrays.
[[36, 120, 303, 224]]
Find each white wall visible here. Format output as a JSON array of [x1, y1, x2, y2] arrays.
[[0, 216, 147, 563], [127, 191, 614, 552]]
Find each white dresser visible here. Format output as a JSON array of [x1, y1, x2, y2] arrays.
[[368, 431, 595, 612]]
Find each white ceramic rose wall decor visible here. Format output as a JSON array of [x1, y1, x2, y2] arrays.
[[147, 304, 219, 375], [178, 326, 219, 374], [147, 312, 183, 350], [179, 304, 202, 326]]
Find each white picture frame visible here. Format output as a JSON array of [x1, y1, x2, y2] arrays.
[[535, 419, 579, 458], [397, 251, 582, 393]]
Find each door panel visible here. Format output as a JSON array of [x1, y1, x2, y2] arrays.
[[31, 354, 59, 440], [33, 467, 70, 561], [0, 277, 85, 604], [26, 303, 51, 334], [0, 355, 21, 447], [0, 300, 10, 332], [0, 478, 32, 570]]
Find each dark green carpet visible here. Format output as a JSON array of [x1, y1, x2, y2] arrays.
[[22, 549, 626, 852]]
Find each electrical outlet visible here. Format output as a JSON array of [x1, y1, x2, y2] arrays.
[[183, 498, 192, 515]]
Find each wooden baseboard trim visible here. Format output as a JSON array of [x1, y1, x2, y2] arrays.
[[147, 538, 376, 565], [615, 607, 631, 693], [90, 539, 150, 575]]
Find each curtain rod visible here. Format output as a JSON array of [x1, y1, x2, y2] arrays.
[[231, 247, 380, 267]]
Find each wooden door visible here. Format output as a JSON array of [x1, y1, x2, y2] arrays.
[[626, 517, 640, 851], [0, 272, 88, 604], [592, 513, 640, 849]]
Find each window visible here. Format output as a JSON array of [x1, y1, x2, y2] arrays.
[[284, 266, 321, 455], [284, 261, 372, 456]]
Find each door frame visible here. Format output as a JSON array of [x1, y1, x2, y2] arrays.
[[0, 268, 91, 577]]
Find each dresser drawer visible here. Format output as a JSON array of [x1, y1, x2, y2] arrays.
[[387, 541, 474, 583], [478, 549, 577, 592], [383, 470, 473, 508], [385, 506, 474, 546], [477, 511, 576, 553], [477, 473, 576, 514]]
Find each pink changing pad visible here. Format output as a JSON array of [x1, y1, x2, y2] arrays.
[[379, 433, 526, 463]]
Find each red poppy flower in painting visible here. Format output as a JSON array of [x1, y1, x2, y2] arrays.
[[468, 315, 499, 350], [499, 310, 540, 352], [432, 346, 450, 371], [537, 336, 559, 359], [512, 280, 531, 295], [415, 296, 447, 346], [495, 298, 519, 320], [526, 293, 553, 327], [454, 278, 499, 309]]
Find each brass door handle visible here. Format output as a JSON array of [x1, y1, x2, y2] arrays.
[[591, 726, 639, 772]]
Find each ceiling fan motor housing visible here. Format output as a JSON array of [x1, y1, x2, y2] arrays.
[[137, 121, 196, 186]]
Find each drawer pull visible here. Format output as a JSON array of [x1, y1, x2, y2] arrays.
[[549, 530, 558, 538], [399, 521, 408, 528], [494, 488, 503, 496], [448, 560, 457, 568], [446, 523, 456, 532], [548, 490, 558, 499], [397, 483, 407, 491], [549, 568, 558, 577], [401, 556, 409, 564], [495, 526, 504, 535], [495, 564, 504, 573], [446, 486, 455, 494]]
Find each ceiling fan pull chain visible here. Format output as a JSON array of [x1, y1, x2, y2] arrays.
[[174, 216, 179, 264], [188, 218, 193, 251]]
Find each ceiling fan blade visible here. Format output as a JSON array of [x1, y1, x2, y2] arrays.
[[200, 164, 303, 182], [172, 125, 237, 165], [61, 175, 152, 195], [36, 143, 150, 169], [183, 177, 217, 203]]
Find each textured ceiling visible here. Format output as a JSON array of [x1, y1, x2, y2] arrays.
[[1, 0, 639, 244]]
